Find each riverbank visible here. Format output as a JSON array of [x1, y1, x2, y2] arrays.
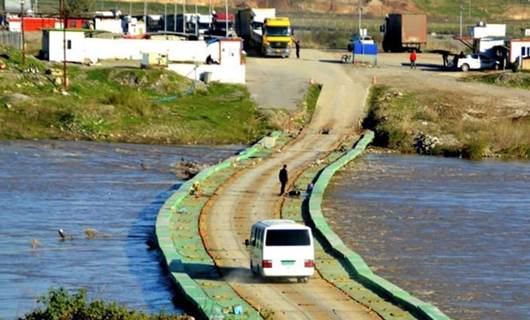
[[463, 71, 530, 90], [364, 84, 530, 160], [0, 46, 272, 145]]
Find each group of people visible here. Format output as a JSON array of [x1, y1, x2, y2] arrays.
[[410, 50, 467, 69]]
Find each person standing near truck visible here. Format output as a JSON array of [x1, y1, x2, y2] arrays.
[[295, 40, 301, 59], [409, 50, 417, 69]]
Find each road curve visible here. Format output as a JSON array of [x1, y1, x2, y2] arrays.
[[200, 50, 378, 319]]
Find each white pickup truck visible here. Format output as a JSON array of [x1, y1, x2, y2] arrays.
[[457, 54, 499, 72]]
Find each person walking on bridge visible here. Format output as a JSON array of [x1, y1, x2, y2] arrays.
[[279, 164, 289, 196]]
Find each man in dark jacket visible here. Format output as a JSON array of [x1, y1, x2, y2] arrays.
[[295, 40, 301, 59], [279, 164, 288, 196]]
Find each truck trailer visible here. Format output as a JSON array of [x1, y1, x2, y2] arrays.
[[235, 8, 292, 57], [381, 14, 427, 52]]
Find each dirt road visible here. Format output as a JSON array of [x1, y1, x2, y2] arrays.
[[367, 52, 530, 112], [200, 50, 380, 319]]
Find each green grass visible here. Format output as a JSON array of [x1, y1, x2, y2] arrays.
[[0, 45, 271, 145], [304, 83, 321, 116], [413, 0, 524, 19], [364, 84, 530, 160]]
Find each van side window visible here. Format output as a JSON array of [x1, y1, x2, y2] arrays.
[[257, 229, 263, 248], [251, 227, 256, 246]]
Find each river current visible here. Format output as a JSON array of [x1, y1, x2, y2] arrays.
[[323, 152, 530, 320], [0, 140, 240, 319]]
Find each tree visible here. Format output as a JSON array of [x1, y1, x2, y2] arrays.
[[65, 0, 95, 17]]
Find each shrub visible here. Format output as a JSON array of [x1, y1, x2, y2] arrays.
[[21, 288, 192, 320], [462, 139, 487, 160]]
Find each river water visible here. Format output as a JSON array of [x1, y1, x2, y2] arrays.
[[323, 152, 530, 320], [0, 140, 240, 319]]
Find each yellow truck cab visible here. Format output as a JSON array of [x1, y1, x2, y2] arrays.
[[262, 17, 292, 57]]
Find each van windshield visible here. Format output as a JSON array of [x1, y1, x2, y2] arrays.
[[265, 229, 310, 246]]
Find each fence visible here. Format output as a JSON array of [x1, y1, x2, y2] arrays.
[[0, 31, 21, 49]]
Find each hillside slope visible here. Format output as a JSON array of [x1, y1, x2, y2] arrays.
[[131, 0, 527, 19]]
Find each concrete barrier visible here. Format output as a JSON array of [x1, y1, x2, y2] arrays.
[[155, 132, 280, 319], [308, 130, 452, 320]]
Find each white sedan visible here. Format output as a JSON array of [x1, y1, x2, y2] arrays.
[[457, 54, 499, 72]]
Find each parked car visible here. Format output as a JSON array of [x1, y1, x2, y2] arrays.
[[457, 54, 499, 72]]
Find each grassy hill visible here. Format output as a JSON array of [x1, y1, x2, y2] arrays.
[[412, 0, 530, 20], [0, 46, 272, 145], [26, 0, 530, 21]]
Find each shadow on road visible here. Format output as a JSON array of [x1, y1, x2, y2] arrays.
[[174, 262, 308, 285], [401, 62, 457, 72], [319, 59, 343, 64]]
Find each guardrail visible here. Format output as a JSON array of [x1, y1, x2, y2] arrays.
[[308, 130, 451, 320], [155, 132, 280, 319], [0, 31, 21, 49]]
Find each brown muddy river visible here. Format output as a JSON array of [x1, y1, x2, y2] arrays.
[[0, 140, 240, 319], [323, 152, 530, 320]]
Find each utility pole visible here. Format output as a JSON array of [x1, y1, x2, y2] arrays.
[[143, 0, 147, 30], [174, 0, 177, 32], [460, 5, 464, 36], [20, 0, 25, 66], [357, 0, 362, 34], [225, 0, 228, 37], [129, 0, 132, 16], [183, 0, 186, 34], [208, 0, 212, 31], [60, 0, 67, 90], [194, 0, 198, 36]]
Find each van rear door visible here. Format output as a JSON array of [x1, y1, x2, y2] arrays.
[[262, 229, 314, 276]]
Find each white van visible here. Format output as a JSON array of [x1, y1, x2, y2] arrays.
[[245, 219, 315, 282]]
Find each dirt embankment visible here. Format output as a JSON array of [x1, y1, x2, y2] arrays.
[[361, 53, 530, 160]]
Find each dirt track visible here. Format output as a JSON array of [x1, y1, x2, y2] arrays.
[[200, 50, 380, 319], [369, 52, 530, 113]]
